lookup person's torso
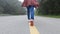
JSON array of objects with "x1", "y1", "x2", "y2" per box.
[{"x1": 25, "y1": 0, "x2": 36, "y2": 3}]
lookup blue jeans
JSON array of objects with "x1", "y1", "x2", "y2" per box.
[{"x1": 27, "y1": 5, "x2": 34, "y2": 20}]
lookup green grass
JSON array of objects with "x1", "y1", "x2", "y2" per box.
[
  {"x1": 0, "y1": 14, "x2": 11, "y2": 16},
  {"x1": 37, "y1": 15, "x2": 60, "y2": 18},
  {"x1": 44, "y1": 15, "x2": 60, "y2": 18}
]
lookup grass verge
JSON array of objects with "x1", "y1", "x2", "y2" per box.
[{"x1": 36, "y1": 15, "x2": 60, "y2": 18}]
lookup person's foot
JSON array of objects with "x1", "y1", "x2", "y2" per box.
[{"x1": 29, "y1": 21, "x2": 34, "y2": 26}]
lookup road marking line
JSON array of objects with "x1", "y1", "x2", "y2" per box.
[{"x1": 29, "y1": 23, "x2": 40, "y2": 34}]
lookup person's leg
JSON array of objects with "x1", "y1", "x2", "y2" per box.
[
  {"x1": 29, "y1": 6, "x2": 34, "y2": 26},
  {"x1": 27, "y1": 6, "x2": 30, "y2": 20},
  {"x1": 27, "y1": 5, "x2": 34, "y2": 26},
  {"x1": 30, "y1": 6, "x2": 34, "y2": 20}
]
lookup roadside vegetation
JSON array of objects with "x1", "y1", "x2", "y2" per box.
[{"x1": 37, "y1": 0, "x2": 60, "y2": 18}]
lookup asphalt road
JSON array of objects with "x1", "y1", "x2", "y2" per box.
[
  {"x1": 0, "y1": 15, "x2": 60, "y2": 34},
  {"x1": 35, "y1": 16, "x2": 60, "y2": 34}
]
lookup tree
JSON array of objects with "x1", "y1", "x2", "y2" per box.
[
  {"x1": 0, "y1": 0, "x2": 26, "y2": 15},
  {"x1": 38, "y1": 0, "x2": 60, "y2": 15}
]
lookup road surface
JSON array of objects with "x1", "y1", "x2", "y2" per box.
[{"x1": 0, "y1": 15, "x2": 60, "y2": 34}]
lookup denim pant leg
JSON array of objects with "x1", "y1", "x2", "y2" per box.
[
  {"x1": 27, "y1": 6, "x2": 34, "y2": 20},
  {"x1": 30, "y1": 6, "x2": 34, "y2": 20},
  {"x1": 27, "y1": 6, "x2": 30, "y2": 20}
]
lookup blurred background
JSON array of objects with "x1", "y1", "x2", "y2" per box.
[
  {"x1": 0, "y1": 0, "x2": 60, "y2": 18},
  {"x1": 0, "y1": 0, "x2": 26, "y2": 15},
  {"x1": 37, "y1": 0, "x2": 60, "y2": 18}
]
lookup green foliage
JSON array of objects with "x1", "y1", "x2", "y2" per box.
[
  {"x1": 0, "y1": 0, "x2": 26, "y2": 15},
  {"x1": 38, "y1": 0, "x2": 60, "y2": 15}
]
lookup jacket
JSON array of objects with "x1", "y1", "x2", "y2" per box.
[{"x1": 22, "y1": 0, "x2": 39, "y2": 8}]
